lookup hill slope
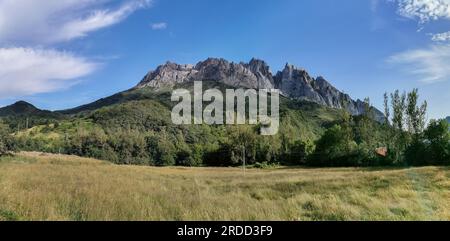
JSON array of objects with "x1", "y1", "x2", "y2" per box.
[
  {"x1": 0, "y1": 101, "x2": 59, "y2": 118},
  {"x1": 59, "y1": 58, "x2": 384, "y2": 120},
  {"x1": 2, "y1": 58, "x2": 388, "y2": 167},
  {"x1": 15, "y1": 82, "x2": 344, "y2": 165},
  {"x1": 1, "y1": 58, "x2": 383, "y2": 121},
  {"x1": 0, "y1": 101, "x2": 63, "y2": 129}
]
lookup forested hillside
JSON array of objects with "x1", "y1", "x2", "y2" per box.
[
  {"x1": 1, "y1": 82, "x2": 448, "y2": 167},
  {"x1": 7, "y1": 81, "x2": 343, "y2": 166}
]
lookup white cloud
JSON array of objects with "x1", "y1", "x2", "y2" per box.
[
  {"x1": 431, "y1": 31, "x2": 450, "y2": 41},
  {"x1": 151, "y1": 22, "x2": 168, "y2": 30},
  {"x1": 0, "y1": 0, "x2": 151, "y2": 100},
  {"x1": 393, "y1": 0, "x2": 450, "y2": 24},
  {"x1": 0, "y1": 0, "x2": 151, "y2": 44},
  {"x1": 388, "y1": 44, "x2": 450, "y2": 83},
  {"x1": 0, "y1": 48, "x2": 99, "y2": 98},
  {"x1": 391, "y1": 0, "x2": 450, "y2": 41}
]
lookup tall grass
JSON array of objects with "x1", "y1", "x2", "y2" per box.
[{"x1": 0, "y1": 152, "x2": 448, "y2": 221}]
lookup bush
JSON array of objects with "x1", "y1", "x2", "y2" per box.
[
  {"x1": 253, "y1": 162, "x2": 279, "y2": 169},
  {"x1": 281, "y1": 140, "x2": 314, "y2": 165},
  {"x1": 0, "y1": 121, "x2": 16, "y2": 156},
  {"x1": 404, "y1": 139, "x2": 429, "y2": 166},
  {"x1": 147, "y1": 135, "x2": 176, "y2": 166},
  {"x1": 424, "y1": 119, "x2": 450, "y2": 165},
  {"x1": 309, "y1": 124, "x2": 358, "y2": 166},
  {"x1": 176, "y1": 144, "x2": 203, "y2": 167}
]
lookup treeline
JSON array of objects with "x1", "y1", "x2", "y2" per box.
[
  {"x1": 9, "y1": 99, "x2": 316, "y2": 167},
  {"x1": 13, "y1": 124, "x2": 304, "y2": 167},
  {"x1": 2, "y1": 90, "x2": 449, "y2": 167},
  {"x1": 309, "y1": 89, "x2": 449, "y2": 166}
]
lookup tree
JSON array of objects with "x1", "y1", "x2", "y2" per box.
[
  {"x1": 147, "y1": 133, "x2": 176, "y2": 166},
  {"x1": 406, "y1": 89, "x2": 418, "y2": 133},
  {"x1": 363, "y1": 97, "x2": 373, "y2": 119},
  {"x1": 228, "y1": 126, "x2": 257, "y2": 166},
  {"x1": 424, "y1": 119, "x2": 450, "y2": 165},
  {"x1": 418, "y1": 101, "x2": 427, "y2": 135},
  {"x1": 309, "y1": 124, "x2": 357, "y2": 166},
  {"x1": 406, "y1": 89, "x2": 427, "y2": 136},
  {"x1": 111, "y1": 129, "x2": 149, "y2": 165},
  {"x1": 384, "y1": 92, "x2": 390, "y2": 125},
  {"x1": 387, "y1": 90, "x2": 410, "y2": 165},
  {"x1": 404, "y1": 139, "x2": 428, "y2": 166},
  {"x1": 391, "y1": 90, "x2": 406, "y2": 130},
  {"x1": 0, "y1": 121, "x2": 16, "y2": 156},
  {"x1": 255, "y1": 134, "x2": 282, "y2": 164},
  {"x1": 355, "y1": 98, "x2": 374, "y2": 145},
  {"x1": 288, "y1": 139, "x2": 314, "y2": 165}
]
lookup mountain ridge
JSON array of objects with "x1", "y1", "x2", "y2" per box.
[
  {"x1": 136, "y1": 58, "x2": 384, "y2": 121},
  {"x1": 0, "y1": 101, "x2": 60, "y2": 118},
  {"x1": 0, "y1": 58, "x2": 384, "y2": 122}
]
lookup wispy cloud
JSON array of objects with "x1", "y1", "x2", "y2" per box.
[
  {"x1": 0, "y1": 0, "x2": 152, "y2": 45},
  {"x1": 386, "y1": 1, "x2": 450, "y2": 84},
  {"x1": 390, "y1": 0, "x2": 450, "y2": 43},
  {"x1": 0, "y1": 0, "x2": 150, "y2": 100},
  {"x1": 151, "y1": 22, "x2": 168, "y2": 30},
  {"x1": 393, "y1": 0, "x2": 450, "y2": 24},
  {"x1": 431, "y1": 31, "x2": 450, "y2": 41},
  {"x1": 388, "y1": 45, "x2": 450, "y2": 83},
  {"x1": 0, "y1": 48, "x2": 99, "y2": 98}
]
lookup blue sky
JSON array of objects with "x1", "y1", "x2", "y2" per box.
[{"x1": 0, "y1": 0, "x2": 449, "y2": 119}]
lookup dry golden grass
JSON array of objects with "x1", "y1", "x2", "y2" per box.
[{"x1": 0, "y1": 152, "x2": 448, "y2": 221}]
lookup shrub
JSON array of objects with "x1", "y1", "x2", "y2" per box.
[
  {"x1": 309, "y1": 124, "x2": 357, "y2": 166},
  {"x1": 147, "y1": 135, "x2": 176, "y2": 166},
  {"x1": 0, "y1": 121, "x2": 16, "y2": 156},
  {"x1": 424, "y1": 119, "x2": 450, "y2": 165}
]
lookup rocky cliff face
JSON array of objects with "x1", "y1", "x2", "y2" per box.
[
  {"x1": 137, "y1": 58, "x2": 274, "y2": 89},
  {"x1": 136, "y1": 58, "x2": 384, "y2": 119},
  {"x1": 137, "y1": 62, "x2": 197, "y2": 89}
]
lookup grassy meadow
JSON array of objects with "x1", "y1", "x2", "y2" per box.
[{"x1": 0, "y1": 152, "x2": 448, "y2": 221}]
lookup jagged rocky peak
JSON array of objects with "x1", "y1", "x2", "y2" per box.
[
  {"x1": 194, "y1": 57, "x2": 229, "y2": 70},
  {"x1": 137, "y1": 58, "x2": 274, "y2": 89},
  {"x1": 246, "y1": 58, "x2": 274, "y2": 88},
  {"x1": 193, "y1": 58, "x2": 255, "y2": 88},
  {"x1": 274, "y1": 63, "x2": 312, "y2": 89},
  {"x1": 137, "y1": 61, "x2": 197, "y2": 88},
  {"x1": 246, "y1": 58, "x2": 271, "y2": 77},
  {"x1": 194, "y1": 57, "x2": 277, "y2": 89},
  {"x1": 135, "y1": 57, "x2": 385, "y2": 120},
  {"x1": 312, "y1": 76, "x2": 347, "y2": 108},
  {"x1": 274, "y1": 63, "x2": 321, "y2": 103}
]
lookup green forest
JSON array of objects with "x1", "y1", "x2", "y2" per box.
[{"x1": 1, "y1": 85, "x2": 449, "y2": 167}]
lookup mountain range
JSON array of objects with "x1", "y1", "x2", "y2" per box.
[
  {"x1": 1, "y1": 58, "x2": 383, "y2": 122},
  {"x1": 136, "y1": 58, "x2": 384, "y2": 120},
  {"x1": 0, "y1": 57, "x2": 399, "y2": 167}
]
